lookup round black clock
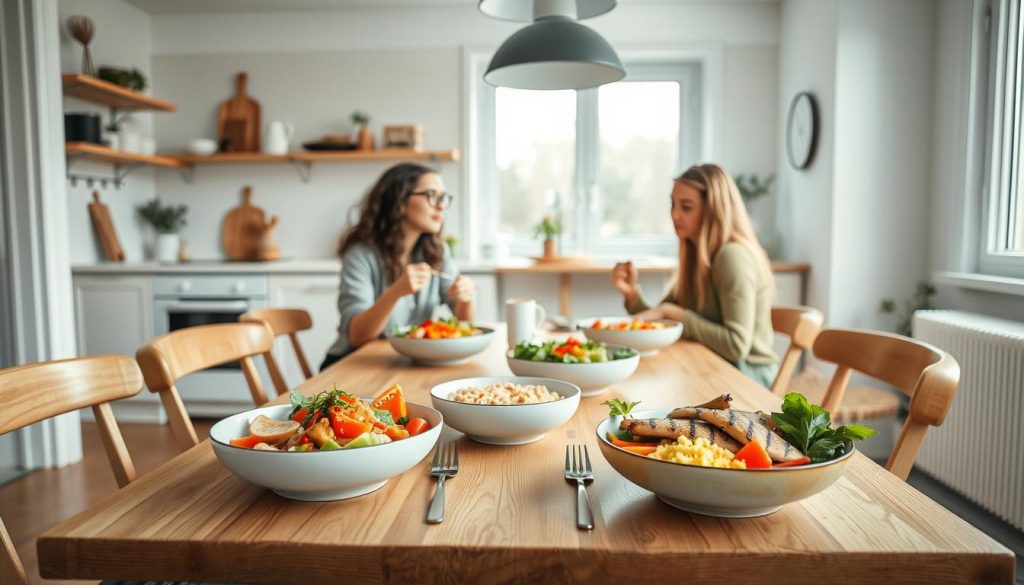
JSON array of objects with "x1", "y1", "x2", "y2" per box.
[{"x1": 786, "y1": 92, "x2": 818, "y2": 170}]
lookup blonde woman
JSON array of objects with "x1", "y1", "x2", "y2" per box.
[{"x1": 611, "y1": 163, "x2": 778, "y2": 387}]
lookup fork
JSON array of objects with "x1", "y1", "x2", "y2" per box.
[
  {"x1": 427, "y1": 441, "x2": 459, "y2": 524},
  {"x1": 564, "y1": 444, "x2": 594, "y2": 530}
]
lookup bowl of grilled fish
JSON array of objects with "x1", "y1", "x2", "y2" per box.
[{"x1": 595, "y1": 393, "x2": 859, "y2": 518}]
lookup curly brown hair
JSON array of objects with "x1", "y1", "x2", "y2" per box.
[{"x1": 337, "y1": 162, "x2": 445, "y2": 283}]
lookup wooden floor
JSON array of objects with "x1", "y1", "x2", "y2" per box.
[{"x1": 0, "y1": 419, "x2": 213, "y2": 585}]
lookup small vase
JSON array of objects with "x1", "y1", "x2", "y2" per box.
[
  {"x1": 357, "y1": 127, "x2": 374, "y2": 151},
  {"x1": 543, "y1": 238, "x2": 557, "y2": 258},
  {"x1": 156, "y1": 233, "x2": 180, "y2": 263}
]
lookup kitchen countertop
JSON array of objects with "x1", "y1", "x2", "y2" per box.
[{"x1": 71, "y1": 258, "x2": 810, "y2": 275}]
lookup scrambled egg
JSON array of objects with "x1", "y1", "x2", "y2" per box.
[{"x1": 648, "y1": 436, "x2": 746, "y2": 469}]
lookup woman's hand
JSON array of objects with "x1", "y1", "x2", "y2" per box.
[
  {"x1": 612, "y1": 260, "x2": 639, "y2": 299},
  {"x1": 632, "y1": 308, "x2": 665, "y2": 322},
  {"x1": 391, "y1": 262, "x2": 432, "y2": 298},
  {"x1": 447, "y1": 274, "x2": 475, "y2": 304},
  {"x1": 655, "y1": 303, "x2": 686, "y2": 322}
]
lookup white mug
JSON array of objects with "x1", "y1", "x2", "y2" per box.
[{"x1": 506, "y1": 298, "x2": 546, "y2": 348}]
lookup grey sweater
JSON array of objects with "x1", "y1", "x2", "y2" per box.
[{"x1": 325, "y1": 242, "x2": 457, "y2": 358}]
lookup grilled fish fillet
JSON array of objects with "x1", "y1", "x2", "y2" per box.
[
  {"x1": 619, "y1": 417, "x2": 743, "y2": 453},
  {"x1": 667, "y1": 407, "x2": 803, "y2": 462}
]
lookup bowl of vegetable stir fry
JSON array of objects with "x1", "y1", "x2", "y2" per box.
[
  {"x1": 579, "y1": 317, "x2": 683, "y2": 355},
  {"x1": 210, "y1": 385, "x2": 441, "y2": 501},
  {"x1": 506, "y1": 337, "x2": 639, "y2": 397},
  {"x1": 387, "y1": 319, "x2": 495, "y2": 366}
]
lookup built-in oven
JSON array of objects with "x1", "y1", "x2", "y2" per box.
[{"x1": 153, "y1": 274, "x2": 269, "y2": 417}]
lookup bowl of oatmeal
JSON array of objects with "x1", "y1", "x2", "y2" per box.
[{"x1": 429, "y1": 376, "x2": 581, "y2": 445}]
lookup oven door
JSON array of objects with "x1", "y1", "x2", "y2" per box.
[{"x1": 153, "y1": 296, "x2": 269, "y2": 416}]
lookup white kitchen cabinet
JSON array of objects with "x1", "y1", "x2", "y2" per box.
[
  {"x1": 268, "y1": 274, "x2": 342, "y2": 387},
  {"x1": 73, "y1": 274, "x2": 164, "y2": 422}
]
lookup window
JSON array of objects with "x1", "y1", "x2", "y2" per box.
[
  {"x1": 470, "y1": 55, "x2": 705, "y2": 258},
  {"x1": 980, "y1": 0, "x2": 1024, "y2": 277}
]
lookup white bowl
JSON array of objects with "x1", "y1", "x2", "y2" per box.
[
  {"x1": 579, "y1": 317, "x2": 683, "y2": 356},
  {"x1": 595, "y1": 409, "x2": 854, "y2": 518},
  {"x1": 210, "y1": 402, "x2": 442, "y2": 501},
  {"x1": 505, "y1": 345, "x2": 639, "y2": 397},
  {"x1": 187, "y1": 138, "x2": 217, "y2": 156},
  {"x1": 429, "y1": 376, "x2": 581, "y2": 445},
  {"x1": 387, "y1": 327, "x2": 495, "y2": 366}
]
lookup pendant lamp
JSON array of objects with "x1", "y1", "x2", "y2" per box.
[{"x1": 480, "y1": 0, "x2": 625, "y2": 91}]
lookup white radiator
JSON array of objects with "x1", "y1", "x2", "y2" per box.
[{"x1": 913, "y1": 310, "x2": 1024, "y2": 531}]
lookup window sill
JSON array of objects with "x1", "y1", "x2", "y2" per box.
[{"x1": 933, "y1": 271, "x2": 1024, "y2": 297}]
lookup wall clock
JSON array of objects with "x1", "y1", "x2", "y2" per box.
[{"x1": 786, "y1": 92, "x2": 818, "y2": 170}]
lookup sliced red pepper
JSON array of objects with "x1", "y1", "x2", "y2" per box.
[
  {"x1": 330, "y1": 409, "x2": 373, "y2": 438},
  {"x1": 371, "y1": 384, "x2": 408, "y2": 421},
  {"x1": 773, "y1": 456, "x2": 812, "y2": 468},
  {"x1": 405, "y1": 417, "x2": 430, "y2": 436},
  {"x1": 229, "y1": 435, "x2": 265, "y2": 449},
  {"x1": 734, "y1": 439, "x2": 773, "y2": 469}
]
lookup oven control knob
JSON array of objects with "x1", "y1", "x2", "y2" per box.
[
  {"x1": 232, "y1": 281, "x2": 246, "y2": 294},
  {"x1": 177, "y1": 281, "x2": 191, "y2": 293}
]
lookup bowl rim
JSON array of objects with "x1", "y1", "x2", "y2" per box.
[
  {"x1": 429, "y1": 375, "x2": 582, "y2": 408},
  {"x1": 595, "y1": 411, "x2": 857, "y2": 473},
  {"x1": 210, "y1": 400, "x2": 441, "y2": 455},
  {"x1": 577, "y1": 317, "x2": 683, "y2": 331},
  {"x1": 505, "y1": 342, "x2": 640, "y2": 365},
  {"x1": 386, "y1": 326, "x2": 495, "y2": 342}
]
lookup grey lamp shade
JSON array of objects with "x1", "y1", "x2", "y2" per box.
[
  {"x1": 479, "y1": 0, "x2": 616, "y2": 22},
  {"x1": 484, "y1": 20, "x2": 625, "y2": 90}
]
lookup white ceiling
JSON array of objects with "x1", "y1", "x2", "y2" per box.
[{"x1": 125, "y1": 0, "x2": 771, "y2": 16}]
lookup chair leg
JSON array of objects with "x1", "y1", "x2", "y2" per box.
[
  {"x1": 241, "y1": 356, "x2": 269, "y2": 406},
  {"x1": 0, "y1": 516, "x2": 29, "y2": 585},
  {"x1": 290, "y1": 333, "x2": 314, "y2": 380},
  {"x1": 887, "y1": 419, "x2": 930, "y2": 481},
  {"x1": 158, "y1": 386, "x2": 200, "y2": 453}
]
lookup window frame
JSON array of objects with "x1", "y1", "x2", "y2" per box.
[
  {"x1": 463, "y1": 46, "x2": 721, "y2": 261},
  {"x1": 979, "y1": 0, "x2": 1024, "y2": 277}
]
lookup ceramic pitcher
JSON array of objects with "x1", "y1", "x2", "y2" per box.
[{"x1": 264, "y1": 121, "x2": 294, "y2": 155}]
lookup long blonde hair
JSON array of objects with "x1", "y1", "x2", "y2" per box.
[{"x1": 669, "y1": 164, "x2": 773, "y2": 310}]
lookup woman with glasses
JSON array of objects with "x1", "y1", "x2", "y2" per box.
[
  {"x1": 320, "y1": 162, "x2": 473, "y2": 370},
  {"x1": 610, "y1": 164, "x2": 778, "y2": 388}
]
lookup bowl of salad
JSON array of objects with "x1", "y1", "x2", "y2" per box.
[
  {"x1": 579, "y1": 317, "x2": 683, "y2": 355},
  {"x1": 387, "y1": 319, "x2": 495, "y2": 366},
  {"x1": 210, "y1": 385, "x2": 441, "y2": 501},
  {"x1": 595, "y1": 393, "x2": 874, "y2": 518},
  {"x1": 429, "y1": 376, "x2": 581, "y2": 445},
  {"x1": 506, "y1": 337, "x2": 640, "y2": 397}
]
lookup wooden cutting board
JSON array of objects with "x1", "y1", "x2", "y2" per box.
[
  {"x1": 88, "y1": 191, "x2": 125, "y2": 262},
  {"x1": 222, "y1": 186, "x2": 268, "y2": 261},
  {"x1": 216, "y1": 72, "x2": 261, "y2": 152}
]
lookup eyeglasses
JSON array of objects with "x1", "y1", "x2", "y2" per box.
[{"x1": 409, "y1": 190, "x2": 454, "y2": 209}]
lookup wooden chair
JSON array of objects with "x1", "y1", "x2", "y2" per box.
[
  {"x1": 0, "y1": 356, "x2": 143, "y2": 585},
  {"x1": 770, "y1": 306, "x2": 824, "y2": 395},
  {"x1": 813, "y1": 328, "x2": 960, "y2": 480},
  {"x1": 240, "y1": 307, "x2": 314, "y2": 384},
  {"x1": 136, "y1": 322, "x2": 286, "y2": 453}
]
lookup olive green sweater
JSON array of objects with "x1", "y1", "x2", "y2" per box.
[{"x1": 626, "y1": 243, "x2": 777, "y2": 367}]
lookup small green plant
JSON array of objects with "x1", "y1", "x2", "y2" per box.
[
  {"x1": 350, "y1": 110, "x2": 371, "y2": 128},
  {"x1": 879, "y1": 281, "x2": 936, "y2": 337},
  {"x1": 138, "y1": 197, "x2": 187, "y2": 234},
  {"x1": 444, "y1": 234, "x2": 458, "y2": 255},
  {"x1": 734, "y1": 173, "x2": 775, "y2": 204},
  {"x1": 533, "y1": 215, "x2": 561, "y2": 240},
  {"x1": 98, "y1": 66, "x2": 147, "y2": 92}
]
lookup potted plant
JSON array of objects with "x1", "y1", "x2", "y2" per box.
[
  {"x1": 351, "y1": 110, "x2": 373, "y2": 151},
  {"x1": 444, "y1": 234, "x2": 458, "y2": 257},
  {"x1": 533, "y1": 214, "x2": 561, "y2": 258},
  {"x1": 138, "y1": 197, "x2": 187, "y2": 263}
]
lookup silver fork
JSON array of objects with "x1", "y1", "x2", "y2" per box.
[
  {"x1": 427, "y1": 441, "x2": 459, "y2": 524},
  {"x1": 564, "y1": 444, "x2": 594, "y2": 530}
]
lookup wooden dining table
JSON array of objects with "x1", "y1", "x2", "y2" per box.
[{"x1": 38, "y1": 326, "x2": 1014, "y2": 584}]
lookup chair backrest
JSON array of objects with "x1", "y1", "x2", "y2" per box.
[
  {"x1": 240, "y1": 307, "x2": 314, "y2": 381},
  {"x1": 0, "y1": 355, "x2": 144, "y2": 585},
  {"x1": 769, "y1": 306, "x2": 824, "y2": 396},
  {"x1": 813, "y1": 328, "x2": 960, "y2": 480},
  {"x1": 135, "y1": 322, "x2": 285, "y2": 452}
]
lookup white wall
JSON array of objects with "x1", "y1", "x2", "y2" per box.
[
  {"x1": 145, "y1": 2, "x2": 781, "y2": 261},
  {"x1": 830, "y1": 0, "x2": 934, "y2": 330},
  {"x1": 59, "y1": 0, "x2": 155, "y2": 264},
  {"x1": 776, "y1": 0, "x2": 838, "y2": 315}
]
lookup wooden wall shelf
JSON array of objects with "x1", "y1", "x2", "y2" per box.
[
  {"x1": 177, "y1": 153, "x2": 290, "y2": 164},
  {"x1": 62, "y1": 74, "x2": 176, "y2": 112},
  {"x1": 66, "y1": 142, "x2": 189, "y2": 169},
  {"x1": 176, "y1": 149, "x2": 460, "y2": 183}
]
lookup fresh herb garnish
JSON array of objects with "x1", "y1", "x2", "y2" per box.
[
  {"x1": 771, "y1": 392, "x2": 877, "y2": 462},
  {"x1": 289, "y1": 386, "x2": 357, "y2": 426},
  {"x1": 602, "y1": 398, "x2": 641, "y2": 417},
  {"x1": 396, "y1": 416, "x2": 409, "y2": 425}
]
